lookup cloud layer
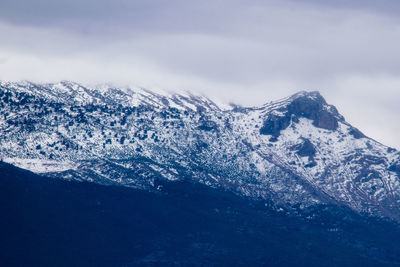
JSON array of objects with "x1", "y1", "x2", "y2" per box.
[{"x1": 0, "y1": 0, "x2": 399, "y2": 148}]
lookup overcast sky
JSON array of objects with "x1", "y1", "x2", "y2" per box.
[{"x1": 0, "y1": 0, "x2": 399, "y2": 148}]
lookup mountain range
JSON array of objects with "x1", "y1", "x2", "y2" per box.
[
  {"x1": 1, "y1": 80, "x2": 400, "y2": 265},
  {"x1": 1, "y1": 81, "x2": 399, "y2": 218}
]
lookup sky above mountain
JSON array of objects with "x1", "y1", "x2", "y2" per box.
[{"x1": 0, "y1": 0, "x2": 399, "y2": 148}]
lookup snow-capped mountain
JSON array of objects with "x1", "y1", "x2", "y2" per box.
[{"x1": 1, "y1": 81, "x2": 400, "y2": 220}]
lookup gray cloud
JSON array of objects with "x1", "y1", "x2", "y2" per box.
[
  {"x1": 286, "y1": 0, "x2": 400, "y2": 17},
  {"x1": 0, "y1": 0, "x2": 399, "y2": 148}
]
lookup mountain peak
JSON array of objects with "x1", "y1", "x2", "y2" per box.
[
  {"x1": 286, "y1": 91, "x2": 331, "y2": 111},
  {"x1": 288, "y1": 90, "x2": 325, "y2": 101},
  {"x1": 287, "y1": 91, "x2": 339, "y2": 129},
  {"x1": 260, "y1": 90, "x2": 341, "y2": 138}
]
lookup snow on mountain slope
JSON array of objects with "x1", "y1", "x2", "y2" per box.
[{"x1": 1, "y1": 81, "x2": 400, "y2": 219}]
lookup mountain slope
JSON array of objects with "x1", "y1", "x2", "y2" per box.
[
  {"x1": 1, "y1": 162, "x2": 400, "y2": 266},
  {"x1": 1, "y1": 81, "x2": 399, "y2": 220}
]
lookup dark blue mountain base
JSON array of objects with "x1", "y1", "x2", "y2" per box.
[{"x1": 1, "y1": 162, "x2": 400, "y2": 266}]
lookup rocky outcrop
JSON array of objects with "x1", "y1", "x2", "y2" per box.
[
  {"x1": 290, "y1": 138, "x2": 317, "y2": 168},
  {"x1": 389, "y1": 163, "x2": 400, "y2": 176},
  {"x1": 349, "y1": 127, "x2": 366, "y2": 139},
  {"x1": 259, "y1": 113, "x2": 291, "y2": 138},
  {"x1": 260, "y1": 92, "x2": 340, "y2": 139},
  {"x1": 287, "y1": 92, "x2": 339, "y2": 131},
  {"x1": 292, "y1": 138, "x2": 316, "y2": 159}
]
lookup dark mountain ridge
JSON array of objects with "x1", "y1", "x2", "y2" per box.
[{"x1": 1, "y1": 162, "x2": 400, "y2": 266}]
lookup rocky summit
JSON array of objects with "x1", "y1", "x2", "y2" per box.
[{"x1": 1, "y1": 81, "x2": 400, "y2": 220}]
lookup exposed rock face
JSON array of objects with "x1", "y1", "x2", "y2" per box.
[
  {"x1": 290, "y1": 138, "x2": 317, "y2": 168},
  {"x1": 349, "y1": 127, "x2": 366, "y2": 139},
  {"x1": 292, "y1": 138, "x2": 316, "y2": 159},
  {"x1": 390, "y1": 164, "x2": 400, "y2": 175},
  {"x1": 311, "y1": 109, "x2": 338, "y2": 130},
  {"x1": 260, "y1": 92, "x2": 340, "y2": 139},
  {"x1": 259, "y1": 113, "x2": 291, "y2": 138},
  {"x1": 287, "y1": 92, "x2": 339, "y2": 131},
  {"x1": 198, "y1": 119, "x2": 219, "y2": 132}
]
